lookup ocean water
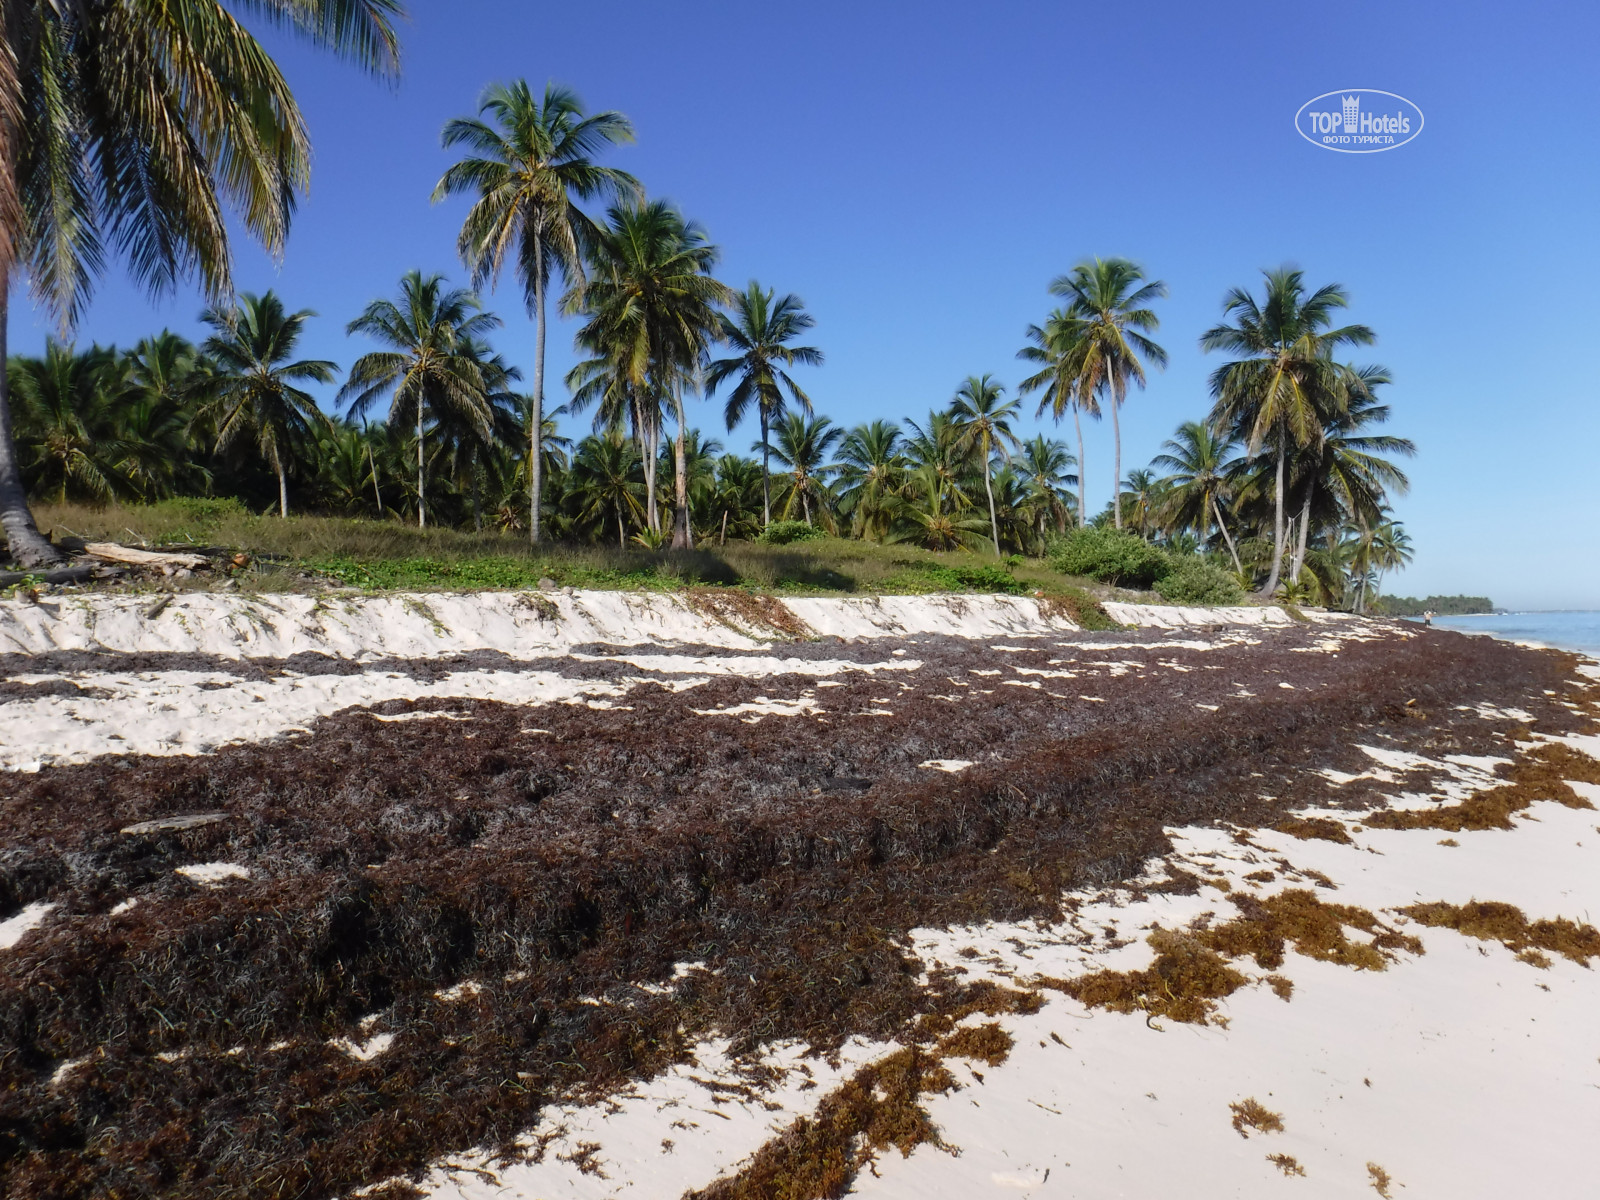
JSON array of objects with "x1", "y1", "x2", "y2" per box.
[{"x1": 1429, "y1": 611, "x2": 1600, "y2": 657}]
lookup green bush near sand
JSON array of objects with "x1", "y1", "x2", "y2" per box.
[
  {"x1": 1048, "y1": 527, "x2": 1171, "y2": 588},
  {"x1": 1154, "y1": 557, "x2": 1245, "y2": 605}
]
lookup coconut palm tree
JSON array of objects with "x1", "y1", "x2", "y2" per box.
[
  {"x1": 947, "y1": 373, "x2": 1022, "y2": 557},
  {"x1": 1150, "y1": 420, "x2": 1244, "y2": 572},
  {"x1": 569, "y1": 431, "x2": 646, "y2": 547},
  {"x1": 1119, "y1": 468, "x2": 1163, "y2": 538},
  {"x1": 9, "y1": 343, "x2": 139, "y2": 504},
  {"x1": 567, "y1": 199, "x2": 729, "y2": 548},
  {"x1": 707, "y1": 454, "x2": 765, "y2": 543},
  {"x1": 200, "y1": 292, "x2": 336, "y2": 517},
  {"x1": 434, "y1": 81, "x2": 638, "y2": 545},
  {"x1": 768, "y1": 412, "x2": 842, "y2": 526},
  {"x1": 1201, "y1": 267, "x2": 1375, "y2": 596},
  {"x1": 705, "y1": 283, "x2": 823, "y2": 525},
  {"x1": 1049, "y1": 258, "x2": 1167, "y2": 528},
  {"x1": 835, "y1": 419, "x2": 907, "y2": 541},
  {"x1": 340, "y1": 271, "x2": 502, "y2": 528},
  {"x1": 0, "y1": 0, "x2": 402, "y2": 566},
  {"x1": 903, "y1": 409, "x2": 974, "y2": 516},
  {"x1": 890, "y1": 464, "x2": 991, "y2": 552},
  {"x1": 1017, "y1": 311, "x2": 1097, "y2": 527},
  {"x1": 1016, "y1": 434, "x2": 1077, "y2": 542},
  {"x1": 121, "y1": 333, "x2": 212, "y2": 499}
]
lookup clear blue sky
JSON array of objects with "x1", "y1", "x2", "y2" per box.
[{"x1": 17, "y1": 0, "x2": 1600, "y2": 608}]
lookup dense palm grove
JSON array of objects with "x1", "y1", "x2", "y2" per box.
[{"x1": 0, "y1": 5, "x2": 1414, "y2": 609}]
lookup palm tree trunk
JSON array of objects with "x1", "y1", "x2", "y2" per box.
[
  {"x1": 720, "y1": 508, "x2": 728, "y2": 545},
  {"x1": 368, "y1": 443, "x2": 384, "y2": 517},
  {"x1": 416, "y1": 405, "x2": 426, "y2": 529},
  {"x1": 529, "y1": 232, "x2": 546, "y2": 546},
  {"x1": 1259, "y1": 446, "x2": 1286, "y2": 597},
  {"x1": 983, "y1": 456, "x2": 1001, "y2": 557},
  {"x1": 276, "y1": 454, "x2": 289, "y2": 518},
  {"x1": 0, "y1": 283, "x2": 63, "y2": 566},
  {"x1": 1212, "y1": 496, "x2": 1243, "y2": 574},
  {"x1": 760, "y1": 410, "x2": 771, "y2": 526},
  {"x1": 642, "y1": 406, "x2": 659, "y2": 534},
  {"x1": 617, "y1": 508, "x2": 625, "y2": 549},
  {"x1": 1290, "y1": 490, "x2": 1312, "y2": 582},
  {"x1": 1072, "y1": 406, "x2": 1087, "y2": 528},
  {"x1": 1109, "y1": 377, "x2": 1123, "y2": 529},
  {"x1": 670, "y1": 384, "x2": 691, "y2": 550}
]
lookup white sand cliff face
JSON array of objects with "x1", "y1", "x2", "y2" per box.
[{"x1": 0, "y1": 590, "x2": 1356, "y2": 771}]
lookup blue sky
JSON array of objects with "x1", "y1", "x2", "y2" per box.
[{"x1": 18, "y1": 0, "x2": 1600, "y2": 608}]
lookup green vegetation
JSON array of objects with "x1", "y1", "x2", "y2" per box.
[
  {"x1": 0, "y1": 4, "x2": 1417, "y2": 618},
  {"x1": 1374, "y1": 594, "x2": 1494, "y2": 617}
]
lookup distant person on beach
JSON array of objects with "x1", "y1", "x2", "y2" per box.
[{"x1": 1423, "y1": 610, "x2": 1434, "y2": 626}]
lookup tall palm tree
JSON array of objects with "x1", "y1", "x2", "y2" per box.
[
  {"x1": 1017, "y1": 310, "x2": 1097, "y2": 527},
  {"x1": 903, "y1": 409, "x2": 973, "y2": 516},
  {"x1": 340, "y1": 271, "x2": 501, "y2": 528},
  {"x1": 1200, "y1": 267, "x2": 1375, "y2": 596},
  {"x1": 705, "y1": 282, "x2": 823, "y2": 526},
  {"x1": 947, "y1": 373, "x2": 1022, "y2": 556},
  {"x1": 122, "y1": 333, "x2": 212, "y2": 499},
  {"x1": 768, "y1": 412, "x2": 841, "y2": 526},
  {"x1": 200, "y1": 292, "x2": 336, "y2": 517},
  {"x1": 1150, "y1": 419, "x2": 1243, "y2": 572},
  {"x1": 0, "y1": 0, "x2": 402, "y2": 566},
  {"x1": 567, "y1": 199, "x2": 730, "y2": 548},
  {"x1": 434, "y1": 81, "x2": 638, "y2": 545},
  {"x1": 1049, "y1": 258, "x2": 1167, "y2": 528},
  {"x1": 835, "y1": 419, "x2": 907, "y2": 541}
]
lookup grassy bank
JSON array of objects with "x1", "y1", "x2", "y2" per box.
[{"x1": 31, "y1": 500, "x2": 1134, "y2": 621}]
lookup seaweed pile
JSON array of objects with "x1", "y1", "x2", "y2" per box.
[{"x1": 0, "y1": 623, "x2": 1587, "y2": 1198}]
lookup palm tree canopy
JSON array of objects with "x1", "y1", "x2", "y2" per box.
[
  {"x1": 1049, "y1": 258, "x2": 1168, "y2": 406},
  {"x1": 433, "y1": 80, "x2": 639, "y2": 306},
  {"x1": 705, "y1": 282, "x2": 823, "y2": 431},
  {"x1": 201, "y1": 290, "x2": 336, "y2": 465},
  {"x1": 1200, "y1": 266, "x2": 1376, "y2": 454},
  {"x1": 947, "y1": 373, "x2": 1022, "y2": 461},
  {"x1": 339, "y1": 270, "x2": 501, "y2": 438},
  {"x1": 10, "y1": 0, "x2": 404, "y2": 322}
]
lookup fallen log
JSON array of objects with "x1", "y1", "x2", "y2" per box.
[{"x1": 81, "y1": 542, "x2": 211, "y2": 569}]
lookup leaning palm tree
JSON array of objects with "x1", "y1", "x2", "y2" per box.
[
  {"x1": 1017, "y1": 310, "x2": 1097, "y2": 527},
  {"x1": 340, "y1": 271, "x2": 501, "y2": 528},
  {"x1": 433, "y1": 81, "x2": 638, "y2": 545},
  {"x1": 947, "y1": 373, "x2": 1022, "y2": 557},
  {"x1": 1049, "y1": 258, "x2": 1167, "y2": 528},
  {"x1": 1200, "y1": 267, "x2": 1375, "y2": 596},
  {"x1": 567, "y1": 199, "x2": 730, "y2": 548},
  {"x1": 1150, "y1": 419, "x2": 1244, "y2": 572},
  {"x1": 201, "y1": 292, "x2": 337, "y2": 517},
  {"x1": 0, "y1": 0, "x2": 402, "y2": 567},
  {"x1": 704, "y1": 282, "x2": 823, "y2": 525}
]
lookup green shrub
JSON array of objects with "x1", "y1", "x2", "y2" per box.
[
  {"x1": 1047, "y1": 526, "x2": 1170, "y2": 588},
  {"x1": 1153, "y1": 557, "x2": 1245, "y2": 605},
  {"x1": 758, "y1": 520, "x2": 825, "y2": 546}
]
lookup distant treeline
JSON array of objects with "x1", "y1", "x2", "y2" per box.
[{"x1": 1374, "y1": 595, "x2": 1494, "y2": 617}]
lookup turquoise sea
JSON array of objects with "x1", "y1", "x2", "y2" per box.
[{"x1": 1430, "y1": 611, "x2": 1600, "y2": 657}]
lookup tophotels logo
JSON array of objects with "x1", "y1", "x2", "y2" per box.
[{"x1": 1296, "y1": 89, "x2": 1423, "y2": 153}]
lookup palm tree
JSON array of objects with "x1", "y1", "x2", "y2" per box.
[
  {"x1": 122, "y1": 333, "x2": 212, "y2": 499},
  {"x1": 903, "y1": 409, "x2": 973, "y2": 516},
  {"x1": 1049, "y1": 258, "x2": 1167, "y2": 528},
  {"x1": 0, "y1": 0, "x2": 401, "y2": 566},
  {"x1": 569, "y1": 431, "x2": 645, "y2": 547},
  {"x1": 567, "y1": 199, "x2": 730, "y2": 548},
  {"x1": 9, "y1": 343, "x2": 139, "y2": 504},
  {"x1": 707, "y1": 454, "x2": 765, "y2": 543},
  {"x1": 1017, "y1": 311, "x2": 1098, "y2": 527},
  {"x1": 340, "y1": 271, "x2": 502, "y2": 528},
  {"x1": 1367, "y1": 520, "x2": 1413, "y2": 609},
  {"x1": 434, "y1": 81, "x2": 638, "y2": 546},
  {"x1": 947, "y1": 373, "x2": 1022, "y2": 557},
  {"x1": 1201, "y1": 267, "x2": 1375, "y2": 596},
  {"x1": 836, "y1": 419, "x2": 907, "y2": 541},
  {"x1": 200, "y1": 292, "x2": 336, "y2": 517},
  {"x1": 768, "y1": 412, "x2": 842, "y2": 526},
  {"x1": 890, "y1": 464, "x2": 991, "y2": 552},
  {"x1": 705, "y1": 283, "x2": 823, "y2": 525},
  {"x1": 1016, "y1": 434, "x2": 1077, "y2": 542},
  {"x1": 1119, "y1": 468, "x2": 1162, "y2": 538},
  {"x1": 1150, "y1": 420, "x2": 1243, "y2": 572}
]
